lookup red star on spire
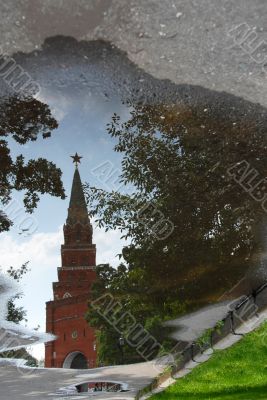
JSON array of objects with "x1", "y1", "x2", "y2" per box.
[{"x1": 71, "y1": 152, "x2": 83, "y2": 167}]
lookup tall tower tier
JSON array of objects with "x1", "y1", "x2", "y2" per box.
[{"x1": 45, "y1": 158, "x2": 97, "y2": 369}]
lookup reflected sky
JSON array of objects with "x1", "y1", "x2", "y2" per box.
[{"x1": 7, "y1": 86, "x2": 130, "y2": 233}]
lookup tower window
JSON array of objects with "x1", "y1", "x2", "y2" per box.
[
  {"x1": 64, "y1": 333, "x2": 66, "y2": 341},
  {"x1": 76, "y1": 227, "x2": 81, "y2": 241}
]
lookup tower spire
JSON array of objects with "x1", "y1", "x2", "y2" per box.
[{"x1": 66, "y1": 154, "x2": 89, "y2": 226}]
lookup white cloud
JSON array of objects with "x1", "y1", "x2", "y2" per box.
[{"x1": 0, "y1": 228, "x2": 62, "y2": 273}]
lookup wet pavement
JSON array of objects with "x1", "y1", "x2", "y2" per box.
[
  {"x1": 0, "y1": 0, "x2": 266, "y2": 107},
  {"x1": 0, "y1": 360, "x2": 162, "y2": 399}
]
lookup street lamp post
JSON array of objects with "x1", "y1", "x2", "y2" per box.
[{"x1": 118, "y1": 337, "x2": 125, "y2": 365}]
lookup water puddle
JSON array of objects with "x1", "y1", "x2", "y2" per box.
[
  {"x1": 1, "y1": 34, "x2": 267, "y2": 354},
  {"x1": 52, "y1": 380, "x2": 129, "y2": 396}
]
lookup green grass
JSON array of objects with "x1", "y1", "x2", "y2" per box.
[{"x1": 151, "y1": 321, "x2": 267, "y2": 400}]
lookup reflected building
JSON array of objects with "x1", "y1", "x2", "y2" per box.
[{"x1": 45, "y1": 155, "x2": 97, "y2": 369}]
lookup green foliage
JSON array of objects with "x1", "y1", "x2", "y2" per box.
[
  {"x1": 94, "y1": 330, "x2": 120, "y2": 366},
  {"x1": 4, "y1": 262, "x2": 29, "y2": 324},
  {"x1": 86, "y1": 100, "x2": 267, "y2": 366},
  {"x1": 85, "y1": 101, "x2": 267, "y2": 310},
  {"x1": 7, "y1": 262, "x2": 29, "y2": 282},
  {"x1": 215, "y1": 320, "x2": 225, "y2": 333},
  {"x1": 87, "y1": 263, "x2": 179, "y2": 366},
  {"x1": 87, "y1": 264, "x2": 146, "y2": 365},
  {"x1": 0, "y1": 95, "x2": 65, "y2": 232},
  {"x1": 0, "y1": 262, "x2": 38, "y2": 366},
  {"x1": 196, "y1": 328, "x2": 213, "y2": 350}
]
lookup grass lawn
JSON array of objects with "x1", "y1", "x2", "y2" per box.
[{"x1": 151, "y1": 321, "x2": 267, "y2": 400}]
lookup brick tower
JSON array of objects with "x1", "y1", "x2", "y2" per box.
[{"x1": 45, "y1": 154, "x2": 97, "y2": 369}]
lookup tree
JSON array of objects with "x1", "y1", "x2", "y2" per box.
[
  {"x1": 0, "y1": 95, "x2": 65, "y2": 232},
  {"x1": 87, "y1": 263, "x2": 161, "y2": 365},
  {"x1": 86, "y1": 264, "x2": 115, "y2": 365},
  {"x1": 85, "y1": 99, "x2": 267, "y2": 314},
  {"x1": 0, "y1": 262, "x2": 38, "y2": 367},
  {"x1": 6, "y1": 262, "x2": 29, "y2": 324}
]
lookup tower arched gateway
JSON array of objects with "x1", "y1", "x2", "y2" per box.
[
  {"x1": 45, "y1": 154, "x2": 97, "y2": 369},
  {"x1": 62, "y1": 351, "x2": 88, "y2": 369}
]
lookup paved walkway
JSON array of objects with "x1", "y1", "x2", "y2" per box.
[{"x1": 0, "y1": 361, "x2": 164, "y2": 399}]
